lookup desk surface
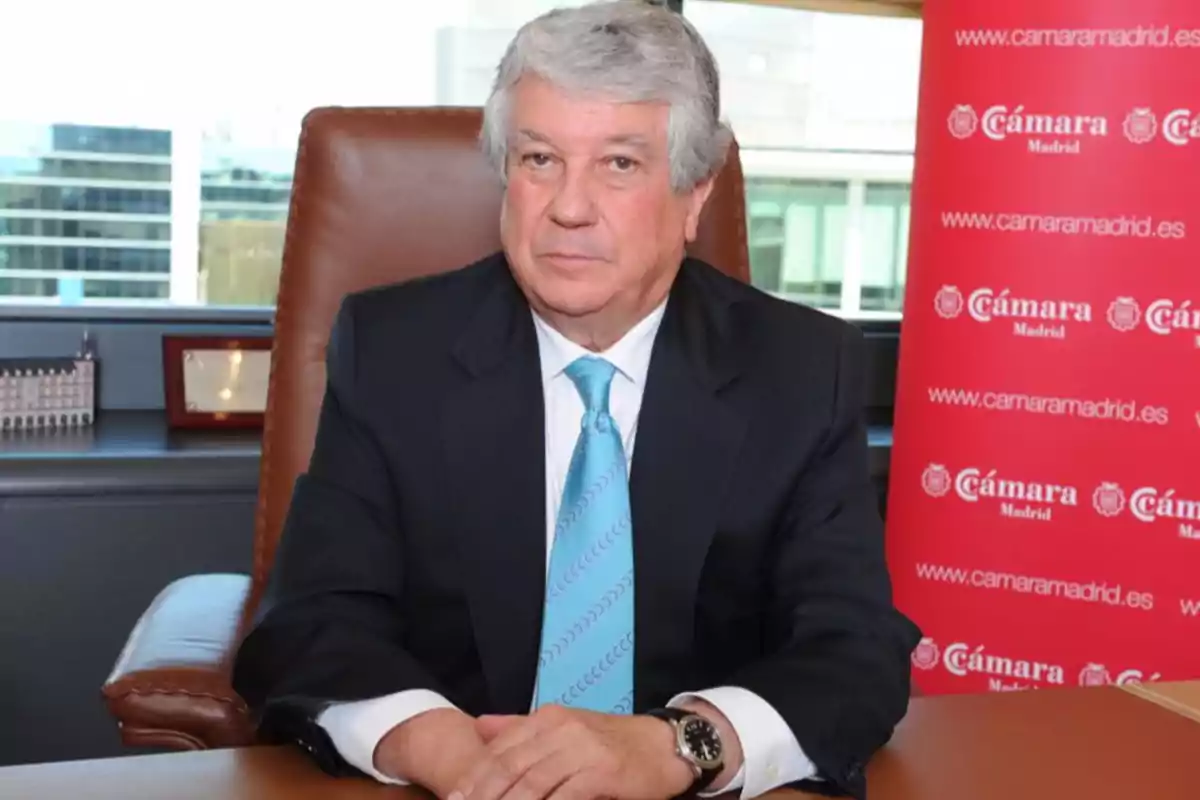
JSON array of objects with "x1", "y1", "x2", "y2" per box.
[
  {"x1": 0, "y1": 410, "x2": 261, "y2": 497},
  {"x1": 2, "y1": 685, "x2": 1197, "y2": 799}
]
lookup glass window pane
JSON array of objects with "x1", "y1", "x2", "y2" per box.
[
  {"x1": 781, "y1": 205, "x2": 818, "y2": 286},
  {"x1": 861, "y1": 182, "x2": 911, "y2": 312},
  {"x1": 748, "y1": 177, "x2": 848, "y2": 309},
  {"x1": 1, "y1": 1, "x2": 919, "y2": 312},
  {"x1": 0, "y1": 0, "x2": 598, "y2": 308},
  {"x1": 686, "y1": 0, "x2": 921, "y2": 318},
  {"x1": 861, "y1": 204, "x2": 897, "y2": 288},
  {"x1": 821, "y1": 204, "x2": 847, "y2": 285}
]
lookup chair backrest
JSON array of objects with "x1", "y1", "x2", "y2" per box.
[{"x1": 247, "y1": 106, "x2": 750, "y2": 612}]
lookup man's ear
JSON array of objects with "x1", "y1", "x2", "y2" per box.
[{"x1": 682, "y1": 176, "x2": 717, "y2": 243}]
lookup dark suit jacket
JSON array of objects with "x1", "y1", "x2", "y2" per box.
[{"x1": 232, "y1": 252, "x2": 921, "y2": 799}]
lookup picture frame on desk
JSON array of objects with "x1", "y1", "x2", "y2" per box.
[{"x1": 162, "y1": 335, "x2": 273, "y2": 430}]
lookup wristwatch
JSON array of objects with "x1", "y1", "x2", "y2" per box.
[{"x1": 645, "y1": 707, "x2": 725, "y2": 795}]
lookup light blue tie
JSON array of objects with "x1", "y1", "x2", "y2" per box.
[{"x1": 534, "y1": 356, "x2": 635, "y2": 714}]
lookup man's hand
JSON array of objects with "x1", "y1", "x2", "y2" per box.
[
  {"x1": 449, "y1": 705, "x2": 698, "y2": 800},
  {"x1": 374, "y1": 707, "x2": 488, "y2": 799}
]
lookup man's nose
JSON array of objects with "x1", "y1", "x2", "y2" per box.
[{"x1": 548, "y1": 167, "x2": 598, "y2": 228}]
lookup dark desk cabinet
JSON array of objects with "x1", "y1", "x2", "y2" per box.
[{"x1": 0, "y1": 413, "x2": 259, "y2": 768}]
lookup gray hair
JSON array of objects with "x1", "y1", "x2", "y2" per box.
[{"x1": 480, "y1": 0, "x2": 733, "y2": 193}]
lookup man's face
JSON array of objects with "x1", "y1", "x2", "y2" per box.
[{"x1": 500, "y1": 74, "x2": 713, "y2": 325}]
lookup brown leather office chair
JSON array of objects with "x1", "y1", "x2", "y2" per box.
[{"x1": 101, "y1": 106, "x2": 750, "y2": 751}]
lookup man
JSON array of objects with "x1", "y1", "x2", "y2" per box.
[{"x1": 232, "y1": 2, "x2": 921, "y2": 800}]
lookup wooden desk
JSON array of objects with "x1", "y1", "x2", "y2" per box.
[
  {"x1": 1122, "y1": 680, "x2": 1200, "y2": 724},
  {"x1": 2, "y1": 685, "x2": 1197, "y2": 799},
  {"x1": 868, "y1": 683, "x2": 1198, "y2": 799}
]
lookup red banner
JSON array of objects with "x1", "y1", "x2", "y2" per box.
[{"x1": 887, "y1": 0, "x2": 1200, "y2": 695}]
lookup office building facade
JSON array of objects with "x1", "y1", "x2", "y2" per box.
[
  {"x1": 0, "y1": 122, "x2": 295, "y2": 306},
  {"x1": 0, "y1": 123, "x2": 173, "y2": 303}
]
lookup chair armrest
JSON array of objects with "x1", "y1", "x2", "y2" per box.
[{"x1": 103, "y1": 573, "x2": 256, "y2": 750}]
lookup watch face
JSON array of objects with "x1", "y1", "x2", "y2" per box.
[{"x1": 681, "y1": 716, "x2": 723, "y2": 768}]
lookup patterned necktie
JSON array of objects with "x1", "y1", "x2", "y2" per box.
[{"x1": 534, "y1": 355, "x2": 635, "y2": 714}]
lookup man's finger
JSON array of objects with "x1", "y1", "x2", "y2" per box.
[
  {"x1": 545, "y1": 770, "x2": 604, "y2": 800},
  {"x1": 480, "y1": 706, "x2": 577, "y2": 762},
  {"x1": 456, "y1": 707, "x2": 580, "y2": 800},
  {"x1": 458, "y1": 713, "x2": 548, "y2": 796},
  {"x1": 460, "y1": 728, "x2": 566, "y2": 800},
  {"x1": 495, "y1": 748, "x2": 580, "y2": 800}
]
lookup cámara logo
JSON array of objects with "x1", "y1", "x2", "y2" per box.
[
  {"x1": 923, "y1": 464, "x2": 1078, "y2": 504},
  {"x1": 964, "y1": 289, "x2": 1091, "y2": 325},
  {"x1": 949, "y1": 104, "x2": 1107, "y2": 155},
  {"x1": 1107, "y1": 298, "x2": 1142, "y2": 332},
  {"x1": 1092, "y1": 483, "x2": 1127, "y2": 517},
  {"x1": 935, "y1": 286, "x2": 1092, "y2": 340},
  {"x1": 1123, "y1": 108, "x2": 1200, "y2": 146},
  {"x1": 911, "y1": 637, "x2": 940, "y2": 671},
  {"x1": 935, "y1": 285, "x2": 965, "y2": 319},
  {"x1": 1164, "y1": 110, "x2": 1200, "y2": 146},
  {"x1": 945, "y1": 641, "x2": 1065, "y2": 686},
  {"x1": 921, "y1": 464, "x2": 953, "y2": 498},
  {"x1": 1130, "y1": 487, "x2": 1200, "y2": 525},
  {"x1": 1145, "y1": 299, "x2": 1200, "y2": 336},
  {"x1": 1079, "y1": 663, "x2": 1162, "y2": 687},
  {"x1": 1078, "y1": 663, "x2": 1112, "y2": 687},
  {"x1": 1107, "y1": 297, "x2": 1200, "y2": 341},
  {"x1": 947, "y1": 106, "x2": 979, "y2": 139},
  {"x1": 1124, "y1": 109, "x2": 1158, "y2": 144},
  {"x1": 924, "y1": 463, "x2": 1077, "y2": 523},
  {"x1": 1093, "y1": 482, "x2": 1200, "y2": 540},
  {"x1": 910, "y1": 637, "x2": 1066, "y2": 688}
]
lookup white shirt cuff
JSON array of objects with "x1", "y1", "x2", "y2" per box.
[
  {"x1": 316, "y1": 689, "x2": 459, "y2": 784},
  {"x1": 668, "y1": 686, "x2": 818, "y2": 799}
]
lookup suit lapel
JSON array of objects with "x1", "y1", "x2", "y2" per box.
[
  {"x1": 442, "y1": 262, "x2": 546, "y2": 714},
  {"x1": 630, "y1": 261, "x2": 748, "y2": 709}
]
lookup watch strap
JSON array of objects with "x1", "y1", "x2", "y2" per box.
[{"x1": 645, "y1": 707, "x2": 723, "y2": 795}]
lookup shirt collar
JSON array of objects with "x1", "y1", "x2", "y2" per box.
[{"x1": 531, "y1": 299, "x2": 667, "y2": 387}]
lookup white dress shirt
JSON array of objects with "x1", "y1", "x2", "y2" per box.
[{"x1": 317, "y1": 301, "x2": 817, "y2": 798}]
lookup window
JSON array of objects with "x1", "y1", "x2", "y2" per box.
[
  {"x1": 683, "y1": 0, "x2": 922, "y2": 319},
  {"x1": 2, "y1": 3, "x2": 916, "y2": 316},
  {"x1": 0, "y1": 0, "x2": 596, "y2": 310},
  {"x1": 861, "y1": 182, "x2": 911, "y2": 313},
  {"x1": 1, "y1": 0, "x2": 918, "y2": 316},
  {"x1": 0, "y1": 276, "x2": 56, "y2": 298},
  {"x1": 0, "y1": 0, "x2": 913, "y2": 415},
  {"x1": 747, "y1": 178, "x2": 849, "y2": 310}
]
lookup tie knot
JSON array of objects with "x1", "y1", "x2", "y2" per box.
[{"x1": 565, "y1": 356, "x2": 617, "y2": 414}]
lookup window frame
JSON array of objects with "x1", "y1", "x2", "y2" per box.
[{"x1": 0, "y1": 304, "x2": 273, "y2": 324}]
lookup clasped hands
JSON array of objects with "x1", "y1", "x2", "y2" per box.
[
  {"x1": 450, "y1": 705, "x2": 696, "y2": 800},
  {"x1": 379, "y1": 703, "x2": 704, "y2": 800}
]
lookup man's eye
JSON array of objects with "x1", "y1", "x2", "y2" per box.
[
  {"x1": 522, "y1": 153, "x2": 553, "y2": 167},
  {"x1": 608, "y1": 156, "x2": 637, "y2": 172}
]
